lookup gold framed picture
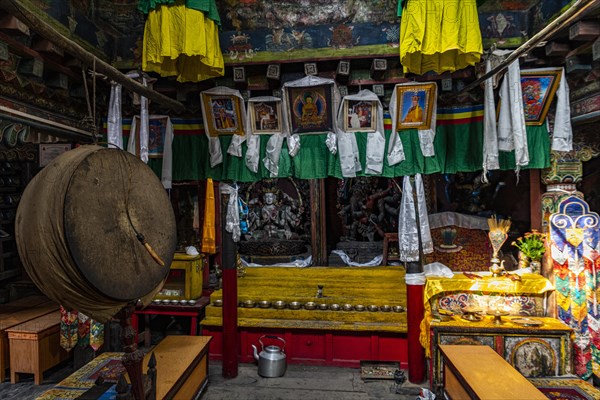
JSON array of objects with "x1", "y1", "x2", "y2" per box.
[
  {"x1": 248, "y1": 100, "x2": 282, "y2": 134},
  {"x1": 520, "y1": 68, "x2": 562, "y2": 126},
  {"x1": 343, "y1": 100, "x2": 377, "y2": 133},
  {"x1": 395, "y1": 83, "x2": 436, "y2": 131},
  {"x1": 201, "y1": 93, "x2": 244, "y2": 137}
]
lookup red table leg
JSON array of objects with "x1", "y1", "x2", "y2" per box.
[{"x1": 191, "y1": 317, "x2": 198, "y2": 336}]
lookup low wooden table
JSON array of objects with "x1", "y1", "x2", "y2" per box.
[
  {"x1": 7, "y1": 310, "x2": 69, "y2": 384},
  {"x1": 440, "y1": 345, "x2": 546, "y2": 400},
  {"x1": 0, "y1": 295, "x2": 58, "y2": 382},
  {"x1": 143, "y1": 335, "x2": 212, "y2": 399},
  {"x1": 132, "y1": 297, "x2": 209, "y2": 346}
]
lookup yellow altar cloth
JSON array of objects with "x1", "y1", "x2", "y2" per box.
[{"x1": 420, "y1": 273, "x2": 555, "y2": 357}]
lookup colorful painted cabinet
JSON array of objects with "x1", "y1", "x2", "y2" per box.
[{"x1": 429, "y1": 317, "x2": 572, "y2": 389}]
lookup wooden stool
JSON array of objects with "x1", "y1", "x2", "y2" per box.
[{"x1": 7, "y1": 310, "x2": 68, "y2": 384}]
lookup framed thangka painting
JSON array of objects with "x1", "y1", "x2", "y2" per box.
[
  {"x1": 520, "y1": 68, "x2": 562, "y2": 125},
  {"x1": 396, "y1": 83, "x2": 435, "y2": 131},
  {"x1": 344, "y1": 100, "x2": 376, "y2": 133},
  {"x1": 248, "y1": 100, "x2": 282, "y2": 134},
  {"x1": 287, "y1": 85, "x2": 334, "y2": 134},
  {"x1": 132, "y1": 115, "x2": 169, "y2": 158},
  {"x1": 201, "y1": 93, "x2": 244, "y2": 137}
]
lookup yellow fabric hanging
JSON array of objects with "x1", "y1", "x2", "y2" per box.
[
  {"x1": 201, "y1": 178, "x2": 217, "y2": 254},
  {"x1": 142, "y1": 2, "x2": 224, "y2": 82},
  {"x1": 400, "y1": 0, "x2": 482, "y2": 75}
]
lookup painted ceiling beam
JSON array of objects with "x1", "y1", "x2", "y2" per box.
[{"x1": 0, "y1": 0, "x2": 186, "y2": 113}]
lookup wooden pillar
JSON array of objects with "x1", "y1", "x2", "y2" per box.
[
  {"x1": 406, "y1": 269, "x2": 425, "y2": 383},
  {"x1": 310, "y1": 179, "x2": 327, "y2": 265},
  {"x1": 529, "y1": 169, "x2": 542, "y2": 231},
  {"x1": 220, "y1": 191, "x2": 238, "y2": 379}
]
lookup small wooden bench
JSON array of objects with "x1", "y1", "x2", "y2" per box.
[
  {"x1": 440, "y1": 345, "x2": 546, "y2": 400},
  {"x1": 0, "y1": 296, "x2": 58, "y2": 382},
  {"x1": 7, "y1": 310, "x2": 69, "y2": 384},
  {"x1": 143, "y1": 335, "x2": 212, "y2": 399}
]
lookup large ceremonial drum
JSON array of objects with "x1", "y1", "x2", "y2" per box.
[{"x1": 15, "y1": 145, "x2": 177, "y2": 321}]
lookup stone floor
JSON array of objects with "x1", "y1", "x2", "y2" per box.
[{"x1": 0, "y1": 358, "x2": 425, "y2": 400}]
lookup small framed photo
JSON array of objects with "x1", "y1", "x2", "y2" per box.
[
  {"x1": 338, "y1": 85, "x2": 349, "y2": 98},
  {"x1": 344, "y1": 100, "x2": 376, "y2": 132},
  {"x1": 520, "y1": 68, "x2": 562, "y2": 125},
  {"x1": 372, "y1": 84, "x2": 384, "y2": 96},
  {"x1": 266, "y1": 64, "x2": 280, "y2": 80},
  {"x1": 337, "y1": 61, "x2": 350, "y2": 76},
  {"x1": 304, "y1": 62, "x2": 318, "y2": 76},
  {"x1": 248, "y1": 100, "x2": 282, "y2": 134},
  {"x1": 201, "y1": 93, "x2": 244, "y2": 137},
  {"x1": 233, "y1": 67, "x2": 246, "y2": 82},
  {"x1": 395, "y1": 83, "x2": 436, "y2": 131},
  {"x1": 287, "y1": 84, "x2": 334, "y2": 134}
]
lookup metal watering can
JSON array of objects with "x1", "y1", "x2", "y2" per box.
[{"x1": 251, "y1": 335, "x2": 287, "y2": 377}]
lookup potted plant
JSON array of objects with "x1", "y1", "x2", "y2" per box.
[{"x1": 511, "y1": 230, "x2": 546, "y2": 273}]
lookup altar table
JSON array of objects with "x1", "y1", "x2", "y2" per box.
[{"x1": 420, "y1": 273, "x2": 555, "y2": 357}]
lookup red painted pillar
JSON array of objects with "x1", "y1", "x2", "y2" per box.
[
  {"x1": 220, "y1": 190, "x2": 238, "y2": 379},
  {"x1": 406, "y1": 274, "x2": 425, "y2": 383}
]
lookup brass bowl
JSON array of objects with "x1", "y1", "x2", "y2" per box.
[
  {"x1": 242, "y1": 300, "x2": 256, "y2": 308},
  {"x1": 304, "y1": 302, "x2": 317, "y2": 310},
  {"x1": 367, "y1": 305, "x2": 379, "y2": 312},
  {"x1": 258, "y1": 300, "x2": 272, "y2": 308},
  {"x1": 342, "y1": 304, "x2": 354, "y2": 311},
  {"x1": 380, "y1": 305, "x2": 391, "y2": 312},
  {"x1": 330, "y1": 304, "x2": 341, "y2": 311},
  {"x1": 354, "y1": 304, "x2": 365, "y2": 312},
  {"x1": 392, "y1": 305, "x2": 405, "y2": 313},
  {"x1": 273, "y1": 300, "x2": 287, "y2": 309},
  {"x1": 213, "y1": 299, "x2": 223, "y2": 307},
  {"x1": 180, "y1": 300, "x2": 189, "y2": 306},
  {"x1": 318, "y1": 303, "x2": 329, "y2": 310},
  {"x1": 289, "y1": 301, "x2": 303, "y2": 310},
  {"x1": 188, "y1": 299, "x2": 196, "y2": 305}
]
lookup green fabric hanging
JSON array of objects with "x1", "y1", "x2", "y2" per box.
[
  {"x1": 110, "y1": 116, "x2": 551, "y2": 182},
  {"x1": 138, "y1": 0, "x2": 221, "y2": 24}
]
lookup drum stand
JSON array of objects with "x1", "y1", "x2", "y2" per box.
[{"x1": 115, "y1": 303, "x2": 157, "y2": 400}]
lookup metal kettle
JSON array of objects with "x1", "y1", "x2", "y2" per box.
[{"x1": 252, "y1": 335, "x2": 287, "y2": 377}]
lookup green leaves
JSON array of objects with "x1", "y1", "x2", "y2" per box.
[{"x1": 511, "y1": 230, "x2": 546, "y2": 261}]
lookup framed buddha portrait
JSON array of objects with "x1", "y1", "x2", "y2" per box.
[
  {"x1": 201, "y1": 93, "x2": 244, "y2": 137},
  {"x1": 395, "y1": 82, "x2": 435, "y2": 131},
  {"x1": 287, "y1": 84, "x2": 334, "y2": 134}
]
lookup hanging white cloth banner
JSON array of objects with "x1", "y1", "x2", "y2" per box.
[
  {"x1": 107, "y1": 82, "x2": 123, "y2": 149},
  {"x1": 200, "y1": 86, "x2": 248, "y2": 167},
  {"x1": 128, "y1": 115, "x2": 174, "y2": 189},
  {"x1": 417, "y1": 84, "x2": 437, "y2": 157},
  {"x1": 483, "y1": 58, "x2": 499, "y2": 177},
  {"x1": 139, "y1": 76, "x2": 150, "y2": 163},
  {"x1": 333, "y1": 89, "x2": 385, "y2": 177},
  {"x1": 521, "y1": 67, "x2": 572, "y2": 152},
  {"x1": 243, "y1": 96, "x2": 285, "y2": 174},
  {"x1": 219, "y1": 183, "x2": 241, "y2": 242},
  {"x1": 398, "y1": 174, "x2": 433, "y2": 262},
  {"x1": 387, "y1": 85, "x2": 406, "y2": 166},
  {"x1": 497, "y1": 59, "x2": 528, "y2": 168},
  {"x1": 281, "y1": 75, "x2": 340, "y2": 161}
]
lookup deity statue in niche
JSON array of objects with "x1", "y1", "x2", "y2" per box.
[
  {"x1": 337, "y1": 177, "x2": 401, "y2": 242},
  {"x1": 240, "y1": 178, "x2": 309, "y2": 256}
]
